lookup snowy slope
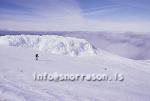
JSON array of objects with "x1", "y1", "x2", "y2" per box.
[
  {"x1": 0, "y1": 35, "x2": 150, "y2": 101},
  {"x1": 0, "y1": 31, "x2": 150, "y2": 59},
  {"x1": 0, "y1": 35, "x2": 96, "y2": 56}
]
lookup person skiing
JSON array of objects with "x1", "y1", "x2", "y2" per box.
[{"x1": 35, "y1": 54, "x2": 39, "y2": 61}]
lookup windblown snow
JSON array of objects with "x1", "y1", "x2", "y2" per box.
[{"x1": 0, "y1": 35, "x2": 96, "y2": 56}]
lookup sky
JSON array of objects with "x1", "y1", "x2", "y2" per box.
[{"x1": 0, "y1": 0, "x2": 150, "y2": 32}]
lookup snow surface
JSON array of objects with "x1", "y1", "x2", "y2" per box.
[
  {"x1": 0, "y1": 35, "x2": 96, "y2": 56},
  {"x1": 0, "y1": 35, "x2": 150, "y2": 101}
]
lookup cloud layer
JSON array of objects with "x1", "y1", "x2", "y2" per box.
[{"x1": 0, "y1": 0, "x2": 150, "y2": 32}]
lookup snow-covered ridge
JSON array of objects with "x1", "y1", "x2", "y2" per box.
[{"x1": 0, "y1": 35, "x2": 97, "y2": 56}]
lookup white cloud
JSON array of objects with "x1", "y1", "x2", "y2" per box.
[
  {"x1": 0, "y1": 0, "x2": 150, "y2": 32},
  {"x1": 83, "y1": 20, "x2": 150, "y2": 32},
  {"x1": 0, "y1": 0, "x2": 87, "y2": 31}
]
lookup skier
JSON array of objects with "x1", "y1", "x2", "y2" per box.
[{"x1": 35, "y1": 54, "x2": 39, "y2": 61}]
